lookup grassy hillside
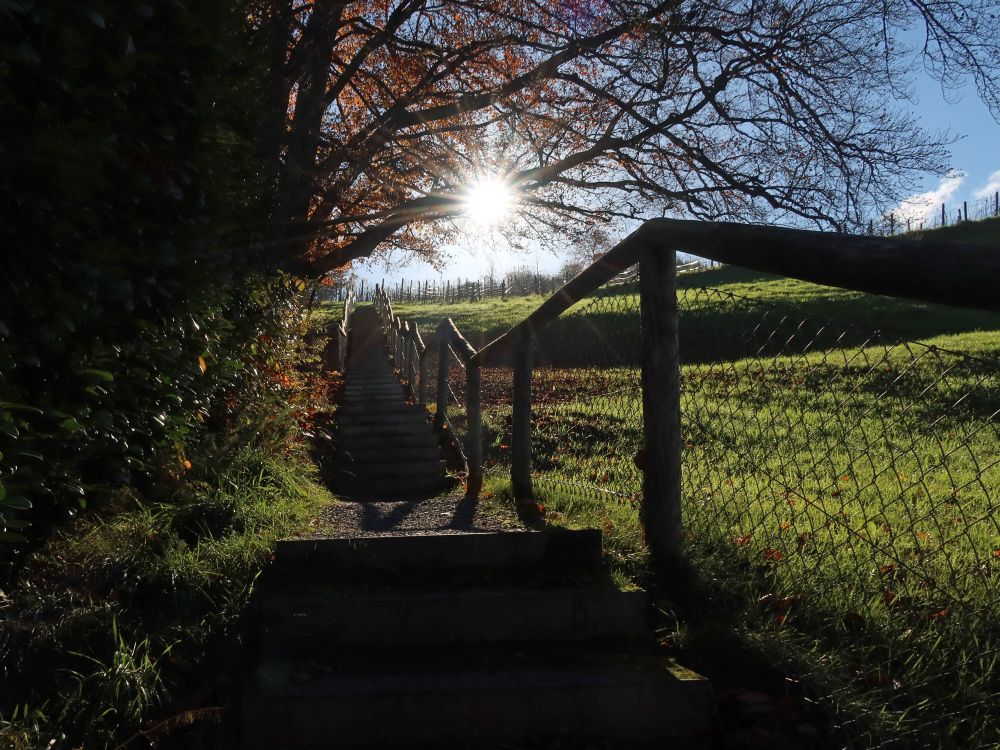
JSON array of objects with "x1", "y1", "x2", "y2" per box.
[
  {"x1": 373, "y1": 264, "x2": 1000, "y2": 367},
  {"x1": 907, "y1": 214, "x2": 1000, "y2": 245},
  {"x1": 374, "y1": 215, "x2": 1000, "y2": 360}
]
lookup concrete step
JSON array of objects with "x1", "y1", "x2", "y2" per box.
[
  {"x1": 341, "y1": 434, "x2": 441, "y2": 452},
  {"x1": 243, "y1": 649, "x2": 711, "y2": 749},
  {"x1": 340, "y1": 399, "x2": 405, "y2": 408},
  {"x1": 340, "y1": 421, "x2": 436, "y2": 437},
  {"x1": 338, "y1": 444, "x2": 441, "y2": 463},
  {"x1": 340, "y1": 459, "x2": 446, "y2": 479},
  {"x1": 258, "y1": 586, "x2": 648, "y2": 648},
  {"x1": 344, "y1": 379, "x2": 402, "y2": 388},
  {"x1": 342, "y1": 387, "x2": 405, "y2": 397},
  {"x1": 271, "y1": 530, "x2": 603, "y2": 577},
  {"x1": 338, "y1": 412, "x2": 430, "y2": 428},
  {"x1": 338, "y1": 403, "x2": 426, "y2": 416}
]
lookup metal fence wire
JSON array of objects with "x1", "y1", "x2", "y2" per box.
[
  {"x1": 476, "y1": 269, "x2": 998, "y2": 749},
  {"x1": 675, "y1": 280, "x2": 999, "y2": 748}
]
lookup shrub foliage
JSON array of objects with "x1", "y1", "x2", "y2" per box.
[{"x1": 0, "y1": 1, "x2": 281, "y2": 578}]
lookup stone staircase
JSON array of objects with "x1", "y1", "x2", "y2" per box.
[
  {"x1": 239, "y1": 306, "x2": 712, "y2": 748},
  {"x1": 333, "y1": 307, "x2": 448, "y2": 498},
  {"x1": 242, "y1": 532, "x2": 711, "y2": 748}
]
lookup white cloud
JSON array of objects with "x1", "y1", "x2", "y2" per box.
[
  {"x1": 891, "y1": 172, "x2": 965, "y2": 225},
  {"x1": 973, "y1": 169, "x2": 1000, "y2": 199}
]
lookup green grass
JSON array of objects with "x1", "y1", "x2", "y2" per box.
[
  {"x1": 0, "y1": 441, "x2": 331, "y2": 749},
  {"x1": 403, "y1": 249, "x2": 1000, "y2": 748},
  {"x1": 907, "y1": 214, "x2": 1000, "y2": 245},
  {"x1": 387, "y1": 265, "x2": 1000, "y2": 368}
]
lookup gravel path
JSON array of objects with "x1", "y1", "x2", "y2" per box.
[{"x1": 296, "y1": 490, "x2": 525, "y2": 539}]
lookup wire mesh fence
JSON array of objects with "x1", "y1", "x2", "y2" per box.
[
  {"x1": 474, "y1": 268, "x2": 999, "y2": 748},
  {"x1": 675, "y1": 280, "x2": 1000, "y2": 748}
]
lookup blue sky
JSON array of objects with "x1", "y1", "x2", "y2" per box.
[
  {"x1": 353, "y1": 54, "x2": 1000, "y2": 286},
  {"x1": 892, "y1": 68, "x2": 1000, "y2": 227}
]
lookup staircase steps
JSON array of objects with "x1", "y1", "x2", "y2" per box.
[
  {"x1": 338, "y1": 444, "x2": 442, "y2": 463},
  {"x1": 256, "y1": 586, "x2": 648, "y2": 647},
  {"x1": 245, "y1": 646, "x2": 709, "y2": 749},
  {"x1": 329, "y1": 307, "x2": 447, "y2": 499},
  {"x1": 243, "y1": 529, "x2": 711, "y2": 748},
  {"x1": 242, "y1": 308, "x2": 712, "y2": 747},
  {"x1": 270, "y1": 530, "x2": 603, "y2": 577}
]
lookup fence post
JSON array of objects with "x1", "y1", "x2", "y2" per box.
[
  {"x1": 418, "y1": 350, "x2": 428, "y2": 405},
  {"x1": 402, "y1": 321, "x2": 412, "y2": 388},
  {"x1": 408, "y1": 339, "x2": 418, "y2": 394},
  {"x1": 435, "y1": 337, "x2": 449, "y2": 429},
  {"x1": 639, "y1": 242, "x2": 683, "y2": 561},
  {"x1": 337, "y1": 322, "x2": 347, "y2": 371},
  {"x1": 393, "y1": 319, "x2": 402, "y2": 369},
  {"x1": 511, "y1": 328, "x2": 533, "y2": 502},
  {"x1": 466, "y1": 359, "x2": 482, "y2": 498}
]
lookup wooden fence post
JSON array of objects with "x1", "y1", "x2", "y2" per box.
[
  {"x1": 435, "y1": 337, "x2": 449, "y2": 429},
  {"x1": 418, "y1": 350, "x2": 428, "y2": 405},
  {"x1": 408, "y1": 339, "x2": 418, "y2": 394},
  {"x1": 466, "y1": 360, "x2": 482, "y2": 497},
  {"x1": 402, "y1": 322, "x2": 412, "y2": 388},
  {"x1": 639, "y1": 243, "x2": 683, "y2": 561},
  {"x1": 511, "y1": 329, "x2": 533, "y2": 502}
]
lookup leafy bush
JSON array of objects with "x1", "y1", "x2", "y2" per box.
[{"x1": 0, "y1": 0, "x2": 284, "y2": 578}]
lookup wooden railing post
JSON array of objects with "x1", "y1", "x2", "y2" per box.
[
  {"x1": 393, "y1": 318, "x2": 402, "y2": 369},
  {"x1": 466, "y1": 360, "x2": 482, "y2": 497},
  {"x1": 337, "y1": 322, "x2": 347, "y2": 371},
  {"x1": 639, "y1": 242, "x2": 683, "y2": 561},
  {"x1": 511, "y1": 328, "x2": 533, "y2": 502},
  {"x1": 402, "y1": 321, "x2": 412, "y2": 385},
  {"x1": 435, "y1": 336, "x2": 449, "y2": 429},
  {"x1": 407, "y1": 338, "x2": 418, "y2": 394},
  {"x1": 413, "y1": 323, "x2": 428, "y2": 404}
]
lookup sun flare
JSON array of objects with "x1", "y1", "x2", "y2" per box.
[{"x1": 463, "y1": 176, "x2": 513, "y2": 227}]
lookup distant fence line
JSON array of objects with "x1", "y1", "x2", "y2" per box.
[
  {"x1": 317, "y1": 260, "x2": 709, "y2": 305},
  {"x1": 317, "y1": 195, "x2": 999, "y2": 305},
  {"x1": 872, "y1": 191, "x2": 1000, "y2": 235}
]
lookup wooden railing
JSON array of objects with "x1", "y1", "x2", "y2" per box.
[
  {"x1": 323, "y1": 285, "x2": 356, "y2": 372},
  {"x1": 374, "y1": 286, "x2": 480, "y2": 487}
]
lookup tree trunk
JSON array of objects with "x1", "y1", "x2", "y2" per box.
[{"x1": 275, "y1": 2, "x2": 343, "y2": 252}]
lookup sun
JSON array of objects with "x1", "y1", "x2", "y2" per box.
[{"x1": 463, "y1": 175, "x2": 513, "y2": 227}]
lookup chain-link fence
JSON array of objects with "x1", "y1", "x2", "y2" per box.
[
  {"x1": 675, "y1": 279, "x2": 999, "y2": 748},
  {"x1": 474, "y1": 266, "x2": 998, "y2": 748}
]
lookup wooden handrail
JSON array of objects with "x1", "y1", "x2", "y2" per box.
[
  {"x1": 474, "y1": 218, "x2": 1000, "y2": 366},
  {"x1": 410, "y1": 322, "x2": 425, "y2": 355},
  {"x1": 474, "y1": 228, "x2": 642, "y2": 366},
  {"x1": 639, "y1": 219, "x2": 999, "y2": 311},
  {"x1": 435, "y1": 317, "x2": 478, "y2": 363}
]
